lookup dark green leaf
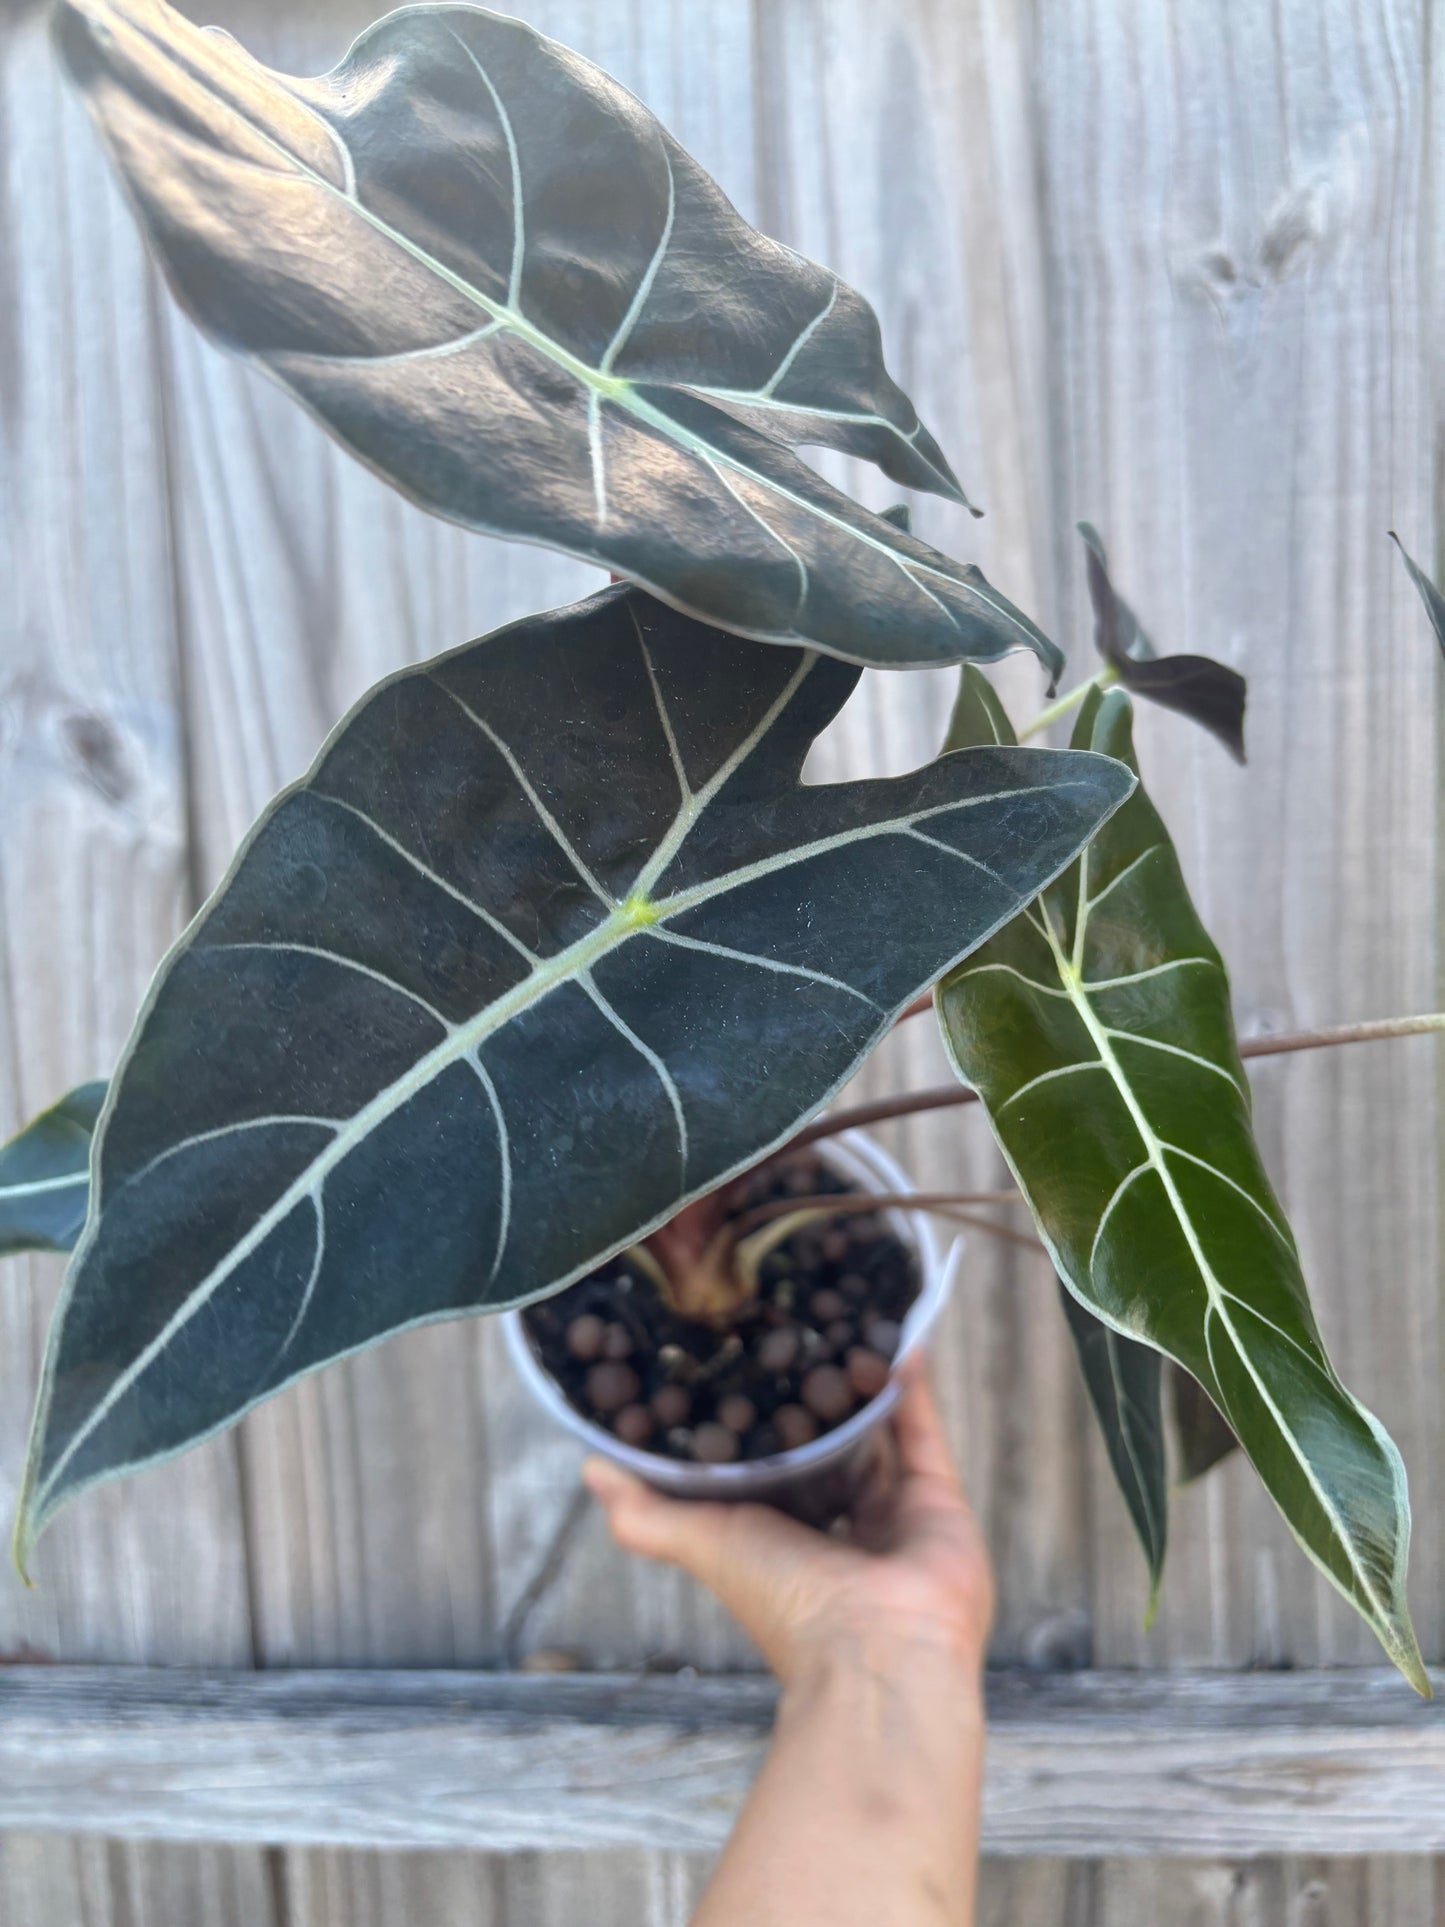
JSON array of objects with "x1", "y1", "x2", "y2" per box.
[
  {"x1": 1168, "y1": 1362, "x2": 1239, "y2": 1483},
  {"x1": 1079, "y1": 524, "x2": 1246, "y2": 762},
  {"x1": 1059, "y1": 1279, "x2": 1167, "y2": 1613},
  {"x1": 0, "y1": 1084, "x2": 107, "y2": 1256},
  {"x1": 1077, "y1": 523, "x2": 1155, "y2": 663},
  {"x1": 1390, "y1": 533, "x2": 1445, "y2": 661},
  {"x1": 937, "y1": 683, "x2": 1427, "y2": 1693},
  {"x1": 54, "y1": 0, "x2": 1061, "y2": 682},
  {"x1": 943, "y1": 661, "x2": 1020, "y2": 755},
  {"x1": 17, "y1": 585, "x2": 1128, "y2": 1566},
  {"x1": 946, "y1": 666, "x2": 1168, "y2": 1595}
]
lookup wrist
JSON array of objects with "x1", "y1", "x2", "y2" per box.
[{"x1": 783, "y1": 1615, "x2": 987, "y2": 1717}]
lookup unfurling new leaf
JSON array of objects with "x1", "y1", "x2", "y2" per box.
[
  {"x1": 16, "y1": 585, "x2": 1129, "y2": 1567},
  {"x1": 1391, "y1": 533, "x2": 1445, "y2": 661},
  {"x1": 938, "y1": 674, "x2": 1426, "y2": 1692},
  {"x1": 54, "y1": 0, "x2": 1060, "y2": 680},
  {"x1": 1078, "y1": 524, "x2": 1246, "y2": 761}
]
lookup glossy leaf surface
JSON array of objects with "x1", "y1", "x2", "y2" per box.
[
  {"x1": 0, "y1": 1084, "x2": 107, "y2": 1257},
  {"x1": 946, "y1": 666, "x2": 1168, "y2": 1591},
  {"x1": 54, "y1": 0, "x2": 1060, "y2": 680},
  {"x1": 938, "y1": 680, "x2": 1425, "y2": 1691},
  {"x1": 1078, "y1": 524, "x2": 1246, "y2": 761},
  {"x1": 1059, "y1": 1279, "x2": 1167, "y2": 1608},
  {"x1": 18, "y1": 586, "x2": 1127, "y2": 1564}
]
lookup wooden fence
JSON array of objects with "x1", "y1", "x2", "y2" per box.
[{"x1": 1, "y1": 0, "x2": 1441, "y2": 1921}]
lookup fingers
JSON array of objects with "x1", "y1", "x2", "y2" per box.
[
  {"x1": 847, "y1": 1425, "x2": 903, "y2": 1554},
  {"x1": 893, "y1": 1354, "x2": 966, "y2": 1492},
  {"x1": 583, "y1": 1458, "x2": 832, "y2": 1673}
]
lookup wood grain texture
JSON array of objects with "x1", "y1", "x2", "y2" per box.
[
  {"x1": 3, "y1": 1667, "x2": 1445, "y2": 1860},
  {"x1": 0, "y1": 14, "x2": 275, "y2": 1925},
  {"x1": 3, "y1": 0, "x2": 1443, "y2": 1916},
  {"x1": 1032, "y1": 0, "x2": 1441, "y2": 1673}
]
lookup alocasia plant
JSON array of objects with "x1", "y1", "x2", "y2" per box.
[{"x1": 6, "y1": 0, "x2": 1441, "y2": 1695}]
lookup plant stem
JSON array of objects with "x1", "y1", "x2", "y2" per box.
[
  {"x1": 734, "y1": 1188, "x2": 1021, "y2": 1235},
  {"x1": 788, "y1": 1087, "x2": 975, "y2": 1150},
  {"x1": 1018, "y1": 665, "x2": 1118, "y2": 742},
  {"x1": 1232, "y1": 1011, "x2": 1445, "y2": 1057},
  {"x1": 734, "y1": 1189, "x2": 1042, "y2": 1254},
  {"x1": 789, "y1": 1011, "x2": 1445, "y2": 1153}
]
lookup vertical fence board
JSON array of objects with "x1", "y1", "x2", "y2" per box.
[
  {"x1": 0, "y1": 13, "x2": 273, "y2": 1926},
  {"x1": 1033, "y1": 1, "x2": 1441, "y2": 1917},
  {"x1": 3, "y1": 0, "x2": 1442, "y2": 1919}
]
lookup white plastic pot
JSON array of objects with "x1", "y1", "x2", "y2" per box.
[{"x1": 501, "y1": 1130, "x2": 960, "y2": 1523}]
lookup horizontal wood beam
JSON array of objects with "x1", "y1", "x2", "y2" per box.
[{"x1": 0, "y1": 1665, "x2": 1440, "y2": 1858}]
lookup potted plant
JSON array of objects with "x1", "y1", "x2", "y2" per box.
[{"x1": 4, "y1": 0, "x2": 1439, "y2": 1697}]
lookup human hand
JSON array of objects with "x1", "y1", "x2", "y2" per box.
[{"x1": 583, "y1": 1357, "x2": 994, "y2": 1690}]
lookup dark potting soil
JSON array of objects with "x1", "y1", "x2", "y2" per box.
[{"x1": 521, "y1": 1150, "x2": 921, "y2": 1465}]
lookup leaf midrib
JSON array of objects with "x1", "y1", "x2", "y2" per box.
[
  {"x1": 0, "y1": 1174, "x2": 89, "y2": 1199},
  {"x1": 1036, "y1": 902, "x2": 1394, "y2": 1636},
  {"x1": 34, "y1": 760, "x2": 1069, "y2": 1520},
  {"x1": 116, "y1": 7, "x2": 1041, "y2": 656}
]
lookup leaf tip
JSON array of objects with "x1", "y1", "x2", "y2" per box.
[
  {"x1": 1388, "y1": 1620, "x2": 1433, "y2": 1700},
  {"x1": 10, "y1": 1503, "x2": 38, "y2": 1591},
  {"x1": 1142, "y1": 1575, "x2": 1163, "y2": 1633}
]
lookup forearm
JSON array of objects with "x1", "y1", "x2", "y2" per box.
[{"x1": 692, "y1": 1638, "x2": 986, "y2": 1927}]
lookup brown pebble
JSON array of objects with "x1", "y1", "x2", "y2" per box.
[
  {"x1": 864, "y1": 1318, "x2": 903, "y2": 1360},
  {"x1": 785, "y1": 1163, "x2": 820, "y2": 1196},
  {"x1": 825, "y1": 1318, "x2": 856, "y2": 1352},
  {"x1": 717, "y1": 1393, "x2": 758, "y2": 1435},
  {"x1": 820, "y1": 1228, "x2": 850, "y2": 1263},
  {"x1": 586, "y1": 1360, "x2": 641, "y2": 1415},
  {"x1": 847, "y1": 1347, "x2": 891, "y2": 1400},
  {"x1": 565, "y1": 1313, "x2": 606, "y2": 1361},
  {"x1": 801, "y1": 1364, "x2": 855, "y2": 1424},
  {"x1": 601, "y1": 1321, "x2": 634, "y2": 1360},
  {"x1": 693, "y1": 1421, "x2": 740, "y2": 1463},
  {"x1": 810, "y1": 1287, "x2": 848, "y2": 1324},
  {"x1": 757, "y1": 1325, "x2": 801, "y2": 1373},
  {"x1": 799, "y1": 1326, "x2": 832, "y2": 1367},
  {"x1": 838, "y1": 1272, "x2": 870, "y2": 1303},
  {"x1": 651, "y1": 1383, "x2": 692, "y2": 1428},
  {"x1": 774, "y1": 1403, "x2": 820, "y2": 1449},
  {"x1": 614, "y1": 1403, "x2": 654, "y2": 1446}
]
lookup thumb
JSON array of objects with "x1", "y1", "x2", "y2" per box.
[{"x1": 583, "y1": 1458, "x2": 832, "y2": 1672}]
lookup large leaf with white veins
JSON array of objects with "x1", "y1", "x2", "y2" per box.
[
  {"x1": 944, "y1": 667, "x2": 1167, "y2": 1599},
  {"x1": 937, "y1": 683, "x2": 1427, "y2": 1691},
  {"x1": 16, "y1": 585, "x2": 1126, "y2": 1564},
  {"x1": 53, "y1": 0, "x2": 1059, "y2": 679},
  {"x1": 0, "y1": 1084, "x2": 107, "y2": 1257}
]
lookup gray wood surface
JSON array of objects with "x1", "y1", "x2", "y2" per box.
[
  {"x1": 2, "y1": 0, "x2": 1442, "y2": 1919},
  {"x1": 5, "y1": 1666, "x2": 1445, "y2": 1860}
]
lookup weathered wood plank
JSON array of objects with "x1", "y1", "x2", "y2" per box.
[
  {"x1": 0, "y1": 11, "x2": 275, "y2": 1922},
  {"x1": 2, "y1": 1667, "x2": 1442, "y2": 1860},
  {"x1": 1083, "y1": 1855, "x2": 1443, "y2": 1927},
  {"x1": 1033, "y1": 0, "x2": 1442, "y2": 1674}
]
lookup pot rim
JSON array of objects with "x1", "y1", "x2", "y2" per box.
[{"x1": 500, "y1": 1128, "x2": 960, "y2": 1493}]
